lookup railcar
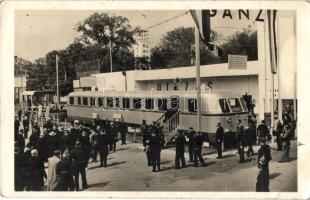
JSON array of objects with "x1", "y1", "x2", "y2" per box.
[{"x1": 66, "y1": 90, "x2": 249, "y2": 146}]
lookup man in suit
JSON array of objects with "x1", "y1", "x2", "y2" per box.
[
  {"x1": 215, "y1": 122, "x2": 224, "y2": 159},
  {"x1": 175, "y1": 130, "x2": 187, "y2": 169},
  {"x1": 70, "y1": 141, "x2": 88, "y2": 191}
]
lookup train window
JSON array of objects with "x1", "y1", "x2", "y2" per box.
[
  {"x1": 107, "y1": 97, "x2": 113, "y2": 108},
  {"x1": 123, "y1": 98, "x2": 130, "y2": 109},
  {"x1": 77, "y1": 97, "x2": 81, "y2": 105},
  {"x1": 219, "y1": 99, "x2": 230, "y2": 113},
  {"x1": 115, "y1": 98, "x2": 120, "y2": 109},
  {"x1": 170, "y1": 97, "x2": 179, "y2": 111},
  {"x1": 98, "y1": 97, "x2": 104, "y2": 107},
  {"x1": 83, "y1": 97, "x2": 88, "y2": 106},
  {"x1": 228, "y1": 98, "x2": 242, "y2": 112},
  {"x1": 69, "y1": 97, "x2": 74, "y2": 105},
  {"x1": 90, "y1": 97, "x2": 95, "y2": 106},
  {"x1": 188, "y1": 99, "x2": 197, "y2": 112},
  {"x1": 145, "y1": 98, "x2": 154, "y2": 110},
  {"x1": 134, "y1": 98, "x2": 142, "y2": 110},
  {"x1": 158, "y1": 99, "x2": 167, "y2": 110}
]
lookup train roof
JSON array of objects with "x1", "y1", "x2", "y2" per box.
[{"x1": 68, "y1": 90, "x2": 243, "y2": 99}]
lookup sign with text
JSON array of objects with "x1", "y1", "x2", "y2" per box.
[
  {"x1": 80, "y1": 77, "x2": 96, "y2": 87},
  {"x1": 228, "y1": 54, "x2": 247, "y2": 69}
]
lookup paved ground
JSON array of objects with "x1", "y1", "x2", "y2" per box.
[
  {"x1": 20, "y1": 122, "x2": 297, "y2": 192},
  {"x1": 80, "y1": 139, "x2": 297, "y2": 192}
]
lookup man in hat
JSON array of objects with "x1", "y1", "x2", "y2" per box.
[
  {"x1": 22, "y1": 114, "x2": 30, "y2": 139},
  {"x1": 69, "y1": 120, "x2": 82, "y2": 149},
  {"x1": 149, "y1": 129, "x2": 164, "y2": 172},
  {"x1": 55, "y1": 149, "x2": 74, "y2": 191},
  {"x1": 120, "y1": 119, "x2": 128, "y2": 145},
  {"x1": 25, "y1": 149, "x2": 47, "y2": 191},
  {"x1": 175, "y1": 130, "x2": 187, "y2": 169},
  {"x1": 141, "y1": 120, "x2": 152, "y2": 166},
  {"x1": 257, "y1": 120, "x2": 269, "y2": 143},
  {"x1": 186, "y1": 127, "x2": 195, "y2": 162},
  {"x1": 46, "y1": 129, "x2": 60, "y2": 158},
  {"x1": 193, "y1": 131, "x2": 205, "y2": 167},
  {"x1": 215, "y1": 122, "x2": 224, "y2": 159},
  {"x1": 70, "y1": 141, "x2": 88, "y2": 191},
  {"x1": 60, "y1": 129, "x2": 71, "y2": 153},
  {"x1": 47, "y1": 150, "x2": 61, "y2": 191},
  {"x1": 236, "y1": 119, "x2": 246, "y2": 163},
  {"x1": 280, "y1": 125, "x2": 292, "y2": 162},
  {"x1": 97, "y1": 127, "x2": 109, "y2": 167},
  {"x1": 80, "y1": 131, "x2": 91, "y2": 168},
  {"x1": 246, "y1": 122, "x2": 256, "y2": 157},
  {"x1": 256, "y1": 137, "x2": 272, "y2": 192},
  {"x1": 15, "y1": 129, "x2": 25, "y2": 153},
  {"x1": 15, "y1": 115, "x2": 20, "y2": 136},
  {"x1": 15, "y1": 142, "x2": 26, "y2": 191}
]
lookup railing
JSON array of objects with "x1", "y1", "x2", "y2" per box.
[
  {"x1": 155, "y1": 112, "x2": 167, "y2": 125},
  {"x1": 165, "y1": 111, "x2": 179, "y2": 134}
]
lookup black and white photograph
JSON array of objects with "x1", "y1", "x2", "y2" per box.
[{"x1": 1, "y1": 0, "x2": 310, "y2": 198}]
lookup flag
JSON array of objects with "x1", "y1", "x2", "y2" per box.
[
  {"x1": 267, "y1": 10, "x2": 278, "y2": 74},
  {"x1": 190, "y1": 10, "x2": 222, "y2": 56},
  {"x1": 190, "y1": 10, "x2": 211, "y2": 43}
]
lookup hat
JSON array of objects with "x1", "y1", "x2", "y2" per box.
[
  {"x1": 63, "y1": 149, "x2": 70, "y2": 156},
  {"x1": 53, "y1": 149, "x2": 61, "y2": 155},
  {"x1": 74, "y1": 120, "x2": 80, "y2": 124},
  {"x1": 260, "y1": 137, "x2": 266, "y2": 143},
  {"x1": 189, "y1": 127, "x2": 193, "y2": 130}
]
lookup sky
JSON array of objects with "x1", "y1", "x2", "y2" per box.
[{"x1": 15, "y1": 10, "x2": 260, "y2": 62}]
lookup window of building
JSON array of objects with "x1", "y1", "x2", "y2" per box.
[
  {"x1": 123, "y1": 98, "x2": 130, "y2": 109},
  {"x1": 134, "y1": 98, "x2": 142, "y2": 110},
  {"x1": 188, "y1": 99, "x2": 197, "y2": 112},
  {"x1": 77, "y1": 97, "x2": 81, "y2": 105},
  {"x1": 158, "y1": 99, "x2": 167, "y2": 111},
  {"x1": 69, "y1": 97, "x2": 74, "y2": 105},
  {"x1": 219, "y1": 99, "x2": 230, "y2": 113},
  {"x1": 228, "y1": 98, "x2": 242, "y2": 112},
  {"x1": 83, "y1": 97, "x2": 88, "y2": 106},
  {"x1": 145, "y1": 98, "x2": 154, "y2": 110},
  {"x1": 107, "y1": 97, "x2": 113, "y2": 108},
  {"x1": 98, "y1": 97, "x2": 104, "y2": 107}
]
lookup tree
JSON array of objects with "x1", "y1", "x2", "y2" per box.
[
  {"x1": 150, "y1": 27, "x2": 222, "y2": 69},
  {"x1": 75, "y1": 12, "x2": 139, "y2": 71},
  {"x1": 219, "y1": 29, "x2": 258, "y2": 62},
  {"x1": 134, "y1": 56, "x2": 150, "y2": 70}
]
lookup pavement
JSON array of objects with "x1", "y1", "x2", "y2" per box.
[{"x1": 81, "y1": 139, "x2": 297, "y2": 192}]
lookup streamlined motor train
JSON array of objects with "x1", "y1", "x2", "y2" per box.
[{"x1": 66, "y1": 90, "x2": 250, "y2": 145}]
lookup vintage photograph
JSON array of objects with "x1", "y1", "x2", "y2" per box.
[{"x1": 13, "y1": 8, "x2": 297, "y2": 192}]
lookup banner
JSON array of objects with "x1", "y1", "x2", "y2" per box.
[{"x1": 267, "y1": 10, "x2": 278, "y2": 74}]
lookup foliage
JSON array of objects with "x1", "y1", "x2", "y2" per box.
[
  {"x1": 150, "y1": 27, "x2": 223, "y2": 69},
  {"x1": 219, "y1": 29, "x2": 258, "y2": 62}
]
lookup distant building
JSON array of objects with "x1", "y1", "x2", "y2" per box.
[
  {"x1": 14, "y1": 75, "x2": 27, "y2": 104},
  {"x1": 133, "y1": 30, "x2": 151, "y2": 69}
]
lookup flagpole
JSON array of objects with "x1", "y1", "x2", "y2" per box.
[
  {"x1": 56, "y1": 55, "x2": 59, "y2": 110},
  {"x1": 195, "y1": 25, "x2": 201, "y2": 132}
]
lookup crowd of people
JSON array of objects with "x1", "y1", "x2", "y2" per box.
[
  {"x1": 14, "y1": 105, "x2": 296, "y2": 192},
  {"x1": 14, "y1": 114, "x2": 128, "y2": 191}
]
